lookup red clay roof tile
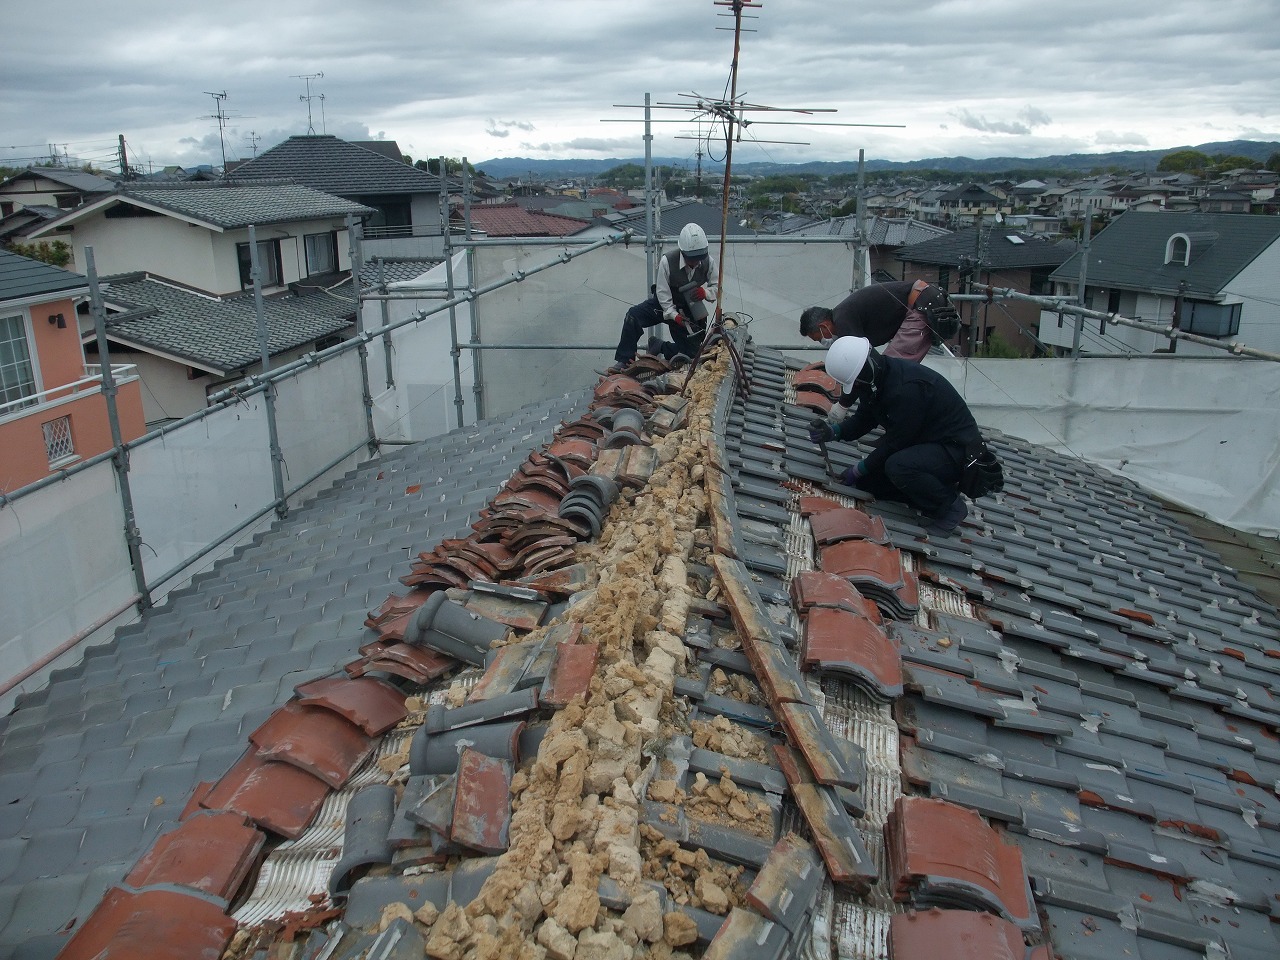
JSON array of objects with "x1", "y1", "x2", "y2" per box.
[
  {"x1": 248, "y1": 700, "x2": 375, "y2": 789},
  {"x1": 200, "y1": 748, "x2": 331, "y2": 840},
  {"x1": 56, "y1": 886, "x2": 239, "y2": 960},
  {"x1": 123, "y1": 810, "x2": 264, "y2": 902}
]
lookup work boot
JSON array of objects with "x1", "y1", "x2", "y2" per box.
[
  {"x1": 605, "y1": 359, "x2": 632, "y2": 375},
  {"x1": 924, "y1": 495, "x2": 967, "y2": 535},
  {"x1": 645, "y1": 335, "x2": 664, "y2": 356}
]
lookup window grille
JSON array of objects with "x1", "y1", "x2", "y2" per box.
[{"x1": 43, "y1": 415, "x2": 75, "y2": 465}]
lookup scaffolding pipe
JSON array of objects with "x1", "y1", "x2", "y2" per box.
[
  {"x1": 85, "y1": 246, "x2": 151, "y2": 613},
  {"x1": 344, "y1": 217, "x2": 380, "y2": 457},
  {"x1": 438, "y1": 157, "x2": 466, "y2": 429},
  {"x1": 644, "y1": 93, "x2": 655, "y2": 290},
  {"x1": 375, "y1": 259, "x2": 395, "y2": 389},
  {"x1": 972, "y1": 284, "x2": 1280, "y2": 363},
  {"x1": 247, "y1": 226, "x2": 290, "y2": 520}
]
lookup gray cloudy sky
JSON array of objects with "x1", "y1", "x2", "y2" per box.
[{"x1": 3, "y1": 0, "x2": 1276, "y2": 173}]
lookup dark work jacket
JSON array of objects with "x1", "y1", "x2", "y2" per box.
[
  {"x1": 835, "y1": 354, "x2": 982, "y2": 476},
  {"x1": 663, "y1": 250, "x2": 711, "y2": 320},
  {"x1": 830, "y1": 281, "x2": 917, "y2": 345}
]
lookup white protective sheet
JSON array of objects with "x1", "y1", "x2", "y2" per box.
[{"x1": 930, "y1": 355, "x2": 1280, "y2": 537}]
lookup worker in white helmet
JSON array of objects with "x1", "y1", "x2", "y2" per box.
[
  {"x1": 611, "y1": 223, "x2": 720, "y2": 371},
  {"x1": 809, "y1": 335, "x2": 982, "y2": 535}
]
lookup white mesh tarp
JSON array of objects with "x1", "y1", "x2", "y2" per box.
[
  {"x1": 929, "y1": 355, "x2": 1280, "y2": 536},
  {"x1": 0, "y1": 462, "x2": 135, "y2": 691}
]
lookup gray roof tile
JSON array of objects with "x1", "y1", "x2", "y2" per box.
[
  {"x1": 100, "y1": 273, "x2": 355, "y2": 372},
  {"x1": 228, "y1": 135, "x2": 442, "y2": 198},
  {"x1": 117, "y1": 180, "x2": 374, "y2": 230}
]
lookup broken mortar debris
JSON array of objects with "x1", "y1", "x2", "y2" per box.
[{"x1": 446, "y1": 352, "x2": 732, "y2": 958}]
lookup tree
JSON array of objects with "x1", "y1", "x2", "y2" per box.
[
  {"x1": 1210, "y1": 154, "x2": 1257, "y2": 173},
  {"x1": 977, "y1": 330, "x2": 1024, "y2": 358},
  {"x1": 6, "y1": 239, "x2": 73, "y2": 268},
  {"x1": 1267, "y1": 152, "x2": 1280, "y2": 174},
  {"x1": 1156, "y1": 149, "x2": 1211, "y2": 173}
]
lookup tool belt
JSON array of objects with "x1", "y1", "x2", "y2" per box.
[
  {"x1": 959, "y1": 437, "x2": 1004, "y2": 499},
  {"x1": 908, "y1": 281, "x2": 961, "y2": 343}
]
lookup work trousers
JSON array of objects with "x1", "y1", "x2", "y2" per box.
[
  {"x1": 857, "y1": 441, "x2": 965, "y2": 518},
  {"x1": 615, "y1": 297, "x2": 704, "y2": 362}
]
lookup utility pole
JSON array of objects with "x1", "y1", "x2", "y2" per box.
[{"x1": 117, "y1": 135, "x2": 130, "y2": 179}]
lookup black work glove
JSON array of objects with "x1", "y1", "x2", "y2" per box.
[{"x1": 808, "y1": 416, "x2": 836, "y2": 444}]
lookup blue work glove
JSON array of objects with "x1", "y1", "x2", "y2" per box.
[
  {"x1": 807, "y1": 417, "x2": 836, "y2": 444},
  {"x1": 841, "y1": 460, "x2": 867, "y2": 486}
]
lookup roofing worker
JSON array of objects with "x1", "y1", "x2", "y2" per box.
[
  {"x1": 799, "y1": 279, "x2": 959, "y2": 362},
  {"x1": 809, "y1": 335, "x2": 981, "y2": 535},
  {"x1": 611, "y1": 223, "x2": 719, "y2": 370}
]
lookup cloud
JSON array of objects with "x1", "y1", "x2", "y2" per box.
[
  {"x1": 1095, "y1": 129, "x2": 1150, "y2": 146},
  {"x1": 486, "y1": 118, "x2": 536, "y2": 138},
  {"x1": 953, "y1": 106, "x2": 1053, "y2": 136}
]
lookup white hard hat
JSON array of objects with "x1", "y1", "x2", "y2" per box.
[
  {"x1": 825, "y1": 336, "x2": 871, "y2": 392},
  {"x1": 678, "y1": 223, "x2": 708, "y2": 257}
]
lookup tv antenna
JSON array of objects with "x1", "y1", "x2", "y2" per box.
[
  {"x1": 203, "y1": 91, "x2": 231, "y2": 172},
  {"x1": 246, "y1": 131, "x2": 261, "y2": 157},
  {"x1": 604, "y1": 1, "x2": 905, "y2": 345},
  {"x1": 293, "y1": 72, "x2": 325, "y2": 134}
]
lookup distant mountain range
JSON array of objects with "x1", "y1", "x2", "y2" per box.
[{"x1": 476, "y1": 140, "x2": 1279, "y2": 180}]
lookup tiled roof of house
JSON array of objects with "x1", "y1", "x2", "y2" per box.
[
  {"x1": 463, "y1": 202, "x2": 590, "y2": 238},
  {"x1": 358, "y1": 256, "x2": 443, "y2": 287},
  {"x1": 2, "y1": 338, "x2": 1279, "y2": 959},
  {"x1": 228, "y1": 135, "x2": 443, "y2": 197},
  {"x1": 1051, "y1": 211, "x2": 1280, "y2": 297},
  {"x1": 118, "y1": 181, "x2": 375, "y2": 231},
  {"x1": 784, "y1": 215, "x2": 950, "y2": 247},
  {"x1": 0, "y1": 167, "x2": 116, "y2": 195},
  {"x1": 899, "y1": 225, "x2": 1077, "y2": 270},
  {"x1": 97, "y1": 273, "x2": 356, "y2": 373},
  {"x1": 603, "y1": 199, "x2": 757, "y2": 239},
  {"x1": 0, "y1": 248, "x2": 88, "y2": 303}
]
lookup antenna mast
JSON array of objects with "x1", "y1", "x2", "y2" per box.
[
  {"x1": 203, "y1": 90, "x2": 230, "y2": 172},
  {"x1": 293, "y1": 72, "x2": 325, "y2": 134}
]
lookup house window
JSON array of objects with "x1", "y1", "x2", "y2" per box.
[
  {"x1": 1184, "y1": 301, "x2": 1241, "y2": 338},
  {"x1": 237, "y1": 239, "x2": 282, "y2": 289},
  {"x1": 43, "y1": 415, "x2": 75, "y2": 465},
  {"x1": 937, "y1": 268, "x2": 951, "y2": 291},
  {"x1": 304, "y1": 232, "x2": 338, "y2": 276},
  {"x1": 0, "y1": 314, "x2": 38, "y2": 410},
  {"x1": 1165, "y1": 234, "x2": 1190, "y2": 265}
]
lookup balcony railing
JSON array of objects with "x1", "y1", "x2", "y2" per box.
[{"x1": 0, "y1": 364, "x2": 139, "y2": 423}]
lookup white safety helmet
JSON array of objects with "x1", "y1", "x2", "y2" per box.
[
  {"x1": 678, "y1": 223, "x2": 709, "y2": 258},
  {"x1": 825, "y1": 336, "x2": 871, "y2": 392}
]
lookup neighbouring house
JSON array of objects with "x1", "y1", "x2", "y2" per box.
[
  {"x1": 1042, "y1": 211, "x2": 1280, "y2": 355},
  {"x1": 935, "y1": 184, "x2": 1007, "y2": 226},
  {"x1": 230, "y1": 135, "x2": 445, "y2": 253},
  {"x1": 1198, "y1": 189, "x2": 1253, "y2": 214},
  {"x1": 22, "y1": 180, "x2": 374, "y2": 422},
  {"x1": 454, "y1": 202, "x2": 590, "y2": 238},
  {"x1": 783, "y1": 215, "x2": 951, "y2": 279},
  {"x1": 897, "y1": 224, "x2": 1077, "y2": 356},
  {"x1": 24, "y1": 180, "x2": 373, "y2": 295},
  {"x1": 85, "y1": 271, "x2": 359, "y2": 423},
  {"x1": 0, "y1": 166, "x2": 116, "y2": 218},
  {"x1": 0, "y1": 249, "x2": 144, "y2": 489}
]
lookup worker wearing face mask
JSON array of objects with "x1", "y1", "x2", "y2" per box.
[{"x1": 799, "y1": 280, "x2": 959, "y2": 362}]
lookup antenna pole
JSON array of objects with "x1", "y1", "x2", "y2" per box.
[
  {"x1": 203, "y1": 91, "x2": 229, "y2": 173},
  {"x1": 713, "y1": 0, "x2": 755, "y2": 323},
  {"x1": 293, "y1": 72, "x2": 325, "y2": 134}
]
